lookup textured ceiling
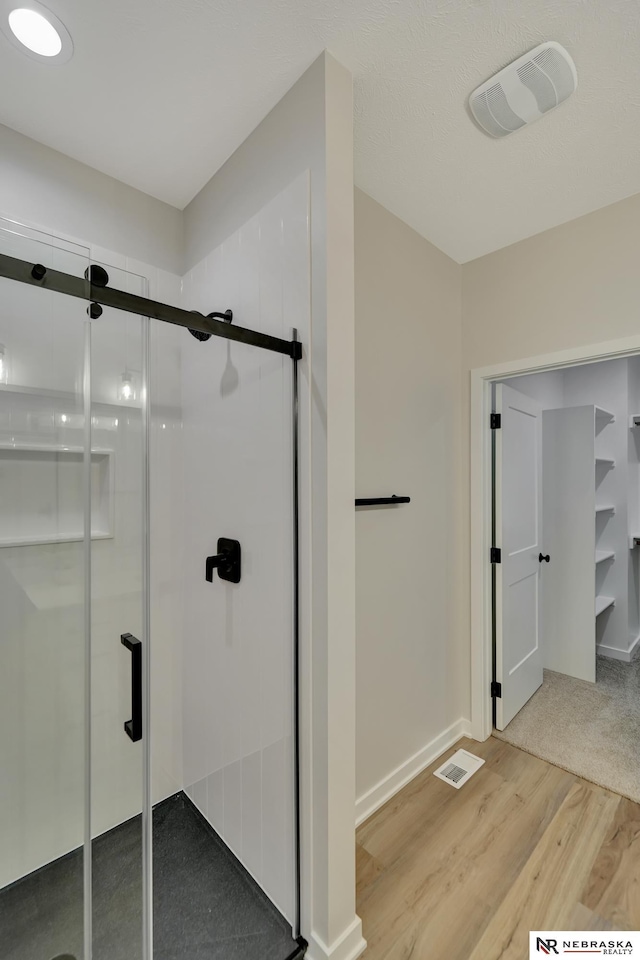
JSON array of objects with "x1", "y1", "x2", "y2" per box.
[{"x1": 0, "y1": 0, "x2": 639, "y2": 261}]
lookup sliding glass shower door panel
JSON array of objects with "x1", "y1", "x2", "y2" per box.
[
  {"x1": 0, "y1": 222, "x2": 149, "y2": 960},
  {"x1": 88, "y1": 262, "x2": 148, "y2": 960},
  {"x1": 0, "y1": 223, "x2": 91, "y2": 960}
]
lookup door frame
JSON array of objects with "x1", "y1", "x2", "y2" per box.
[{"x1": 470, "y1": 333, "x2": 640, "y2": 742}]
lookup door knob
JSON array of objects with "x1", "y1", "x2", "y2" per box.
[{"x1": 539, "y1": 553, "x2": 550, "y2": 563}]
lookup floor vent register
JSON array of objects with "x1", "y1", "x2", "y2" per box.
[{"x1": 433, "y1": 749, "x2": 485, "y2": 789}]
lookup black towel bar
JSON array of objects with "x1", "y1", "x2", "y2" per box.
[{"x1": 355, "y1": 495, "x2": 410, "y2": 506}]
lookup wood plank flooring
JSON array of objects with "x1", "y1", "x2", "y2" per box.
[{"x1": 356, "y1": 737, "x2": 640, "y2": 960}]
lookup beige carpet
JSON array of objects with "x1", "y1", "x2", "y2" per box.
[{"x1": 494, "y1": 656, "x2": 640, "y2": 803}]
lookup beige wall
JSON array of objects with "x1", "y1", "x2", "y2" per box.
[
  {"x1": 354, "y1": 190, "x2": 467, "y2": 812},
  {"x1": 0, "y1": 123, "x2": 182, "y2": 273},
  {"x1": 462, "y1": 192, "x2": 640, "y2": 369},
  {"x1": 355, "y1": 187, "x2": 640, "y2": 822}
]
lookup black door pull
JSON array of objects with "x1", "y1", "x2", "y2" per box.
[
  {"x1": 121, "y1": 633, "x2": 142, "y2": 742},
  {"x1": 539, "y1": 553, "x2": 550, "y2": 563},
  {"x1": 206, "y1": 538, "x2": 241, "y2": 584}
]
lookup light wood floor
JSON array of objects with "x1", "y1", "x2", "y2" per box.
[{"x1": 356, "y1": 737, "x2": 640, "y2": 960}]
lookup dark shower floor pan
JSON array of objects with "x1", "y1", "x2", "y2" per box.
[{"x1": 0, "y1": 792, "x2": 305, "y2": 960}]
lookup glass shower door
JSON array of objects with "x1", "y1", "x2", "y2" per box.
[
  {"x1": 0, "y1": 223, "x2": 92, "y2": 960},
  {"x1": 0, "y1": 222, "x2": 148, "y2": 960},
  {"x1": 88, "y1": 261, "x2": 148, "y2": 960}
]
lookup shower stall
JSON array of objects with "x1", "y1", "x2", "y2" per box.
[{"x1": 0, "y1": 198, "x2": 306, "y2": 960}]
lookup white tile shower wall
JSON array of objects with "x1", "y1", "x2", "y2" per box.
[{"x1": 181, "y1": 174, "x2": 310, "y2": 923}]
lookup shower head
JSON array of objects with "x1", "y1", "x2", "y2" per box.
[
  {"x1": 188, "y1": 309, "x2": 233, "y2": 341},
  {"x1": 189, "y1": 327, "x2": 212, "y2": 342}
]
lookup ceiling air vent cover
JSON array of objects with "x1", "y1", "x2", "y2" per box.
[{"x1": 469, "y1": 41, "x2": 578, "y2": 138}]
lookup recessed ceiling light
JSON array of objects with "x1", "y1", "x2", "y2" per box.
[
  {"x1": 9, "y1": 8, "x2": 61, "y2": 55},
  {"x1": 0, "y1": 1, "x2": 73, "y2": 63}
]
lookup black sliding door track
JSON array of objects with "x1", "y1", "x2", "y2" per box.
[{"x1": 0, "y1": 253, "x2": 301, "y2": 360}]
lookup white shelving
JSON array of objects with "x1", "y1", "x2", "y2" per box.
[
  {"x1": 595, "y1": 549, "x2": 615, "y2": 564},
  {"x1": 595, "y1": 406, "x2": 615, "y2": 424},
  {"x1": 595, "y1": 595, "x2": 615, "y2": 616},
  {"x1": 543, "y1": 364, "x2": 637, "y2": 666},
  {"x1": 543, "y1": 400, "x2": 623, "y2": 681},
  {"x1": 543, "y1": 404, "x2": 600, "y2": 682},
  {"x1": 594, "y1": 404, "x2": 617, "y2": 633}
]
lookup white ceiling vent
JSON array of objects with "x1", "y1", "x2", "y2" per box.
[
  {"x1": 469, "y1": 41, "x2": 578, "y2": 138},
  {"x1": 433, "y1": 749, "x2": 485, "y2": 789}
]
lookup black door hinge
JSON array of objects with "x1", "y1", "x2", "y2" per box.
[
  {"x1": 491, "y1": 681, "x2": 502, "y2": 698},
  {"x1": 490, "y1": 546, "x2": 501, "y2": 563},
  {"x1": 490, "y1": 413, "x2": 501, "y2": 429}
]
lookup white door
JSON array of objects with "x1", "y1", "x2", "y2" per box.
[{"x1": 494, "y1": 383, "x2": 544, "y2": 729}]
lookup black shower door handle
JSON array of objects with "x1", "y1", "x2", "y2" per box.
[{"x1": 121, "y1": 633, "x2": 142, "y2": 742}]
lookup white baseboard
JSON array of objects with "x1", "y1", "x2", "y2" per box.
[
  {"x1": 355, "y1": 718, "x2": 472, "y2": 827},
  {"x1": 305, "y1": 917, "x2": 366, "y2": 960},
  {"x1": 597, "y1": 634, "x2": 640, "y2": 662}
]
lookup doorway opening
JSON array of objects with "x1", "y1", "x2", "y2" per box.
[{"x1": 471, "y1": 339, "x2": 640, "y2": 804}]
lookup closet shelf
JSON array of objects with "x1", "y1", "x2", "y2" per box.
[
  {"x1": 595, "y1": 407, "x2": 615, "y2": 424},
  {"x1": 595, "y1": 505, "x2": 616, "y2": 515},
  {"x1": 595, "y1": 550, "x2": 615, "y2": 564},
  {"x1": 595, "y1": 457, "x2": 615, "y2": 467},
  {"x1": 595, "y1": 595, "x2": 615, "y2": 616}
]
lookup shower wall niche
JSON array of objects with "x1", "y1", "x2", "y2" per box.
[{"x1": 0, "y1": 442, "x2": 113, "y2": 547}]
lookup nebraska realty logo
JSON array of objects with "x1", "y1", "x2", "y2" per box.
[{"x1": 530, "y1": 933, "x2": 640, "y2": 957}]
